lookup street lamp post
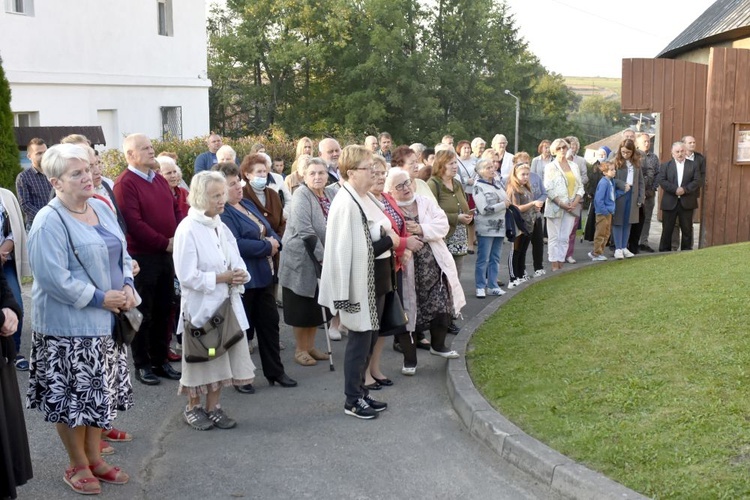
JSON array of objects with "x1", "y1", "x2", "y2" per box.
[{"x1": 504, "y1": 89, "x2": 520, "y2": 153}]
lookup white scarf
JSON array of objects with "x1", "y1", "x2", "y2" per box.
[{"x1": 187, "y1": 207, "x2": 233, "y2": 281}]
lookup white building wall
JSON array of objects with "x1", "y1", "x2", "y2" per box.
[{"x1": 0, "y1": 0, "x2": 211, "y2": 149}]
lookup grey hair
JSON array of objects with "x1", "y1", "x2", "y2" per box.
[
  {"x1": 122, "y1": 133, "x2": 148, "y2": 156},
  {"x1": 216, "y1": 145, "x2": 237, "y2": 161},
  {"x1": 475, "y1": 158, "x2": 494, "y2": 174},
  {"x1": 156, "y1": 155, "x2": 182, "y2": 177},
  {"x1": 410, "y1": 143, "x2": 426, "y2": 156},
  {"x1": 41, "y1": 143, "x2": 90, "y2": 180},
  {"x1": 384, "y1": 166, "x2": 410, "y2": 193},
  {"x1": 471, "y1": 137, "x2": 486, "y2": 149},
  {"x1": 304, "y1": 157, "x2": 328, "y2": 176},
  {"x1": 671, "y1": 141, "x2": 686, "y2": 150},
  {"x1": 187, "y1": 171, "x2": 226, "y2": 210}
]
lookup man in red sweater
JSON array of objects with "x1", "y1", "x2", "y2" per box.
[{"x1": 114, "y1": 133, "x2": 184, "y2": 385}]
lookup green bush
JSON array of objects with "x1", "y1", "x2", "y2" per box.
[
  {"x1": 0, "y1": 56, "x2": 21, "y2": 193},
  {"x1": 100, "y1": 132, "x2": 299, "y2": 184}
]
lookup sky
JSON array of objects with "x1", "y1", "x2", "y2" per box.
[{"x1": 506, "y1": 0, "x2": 718, "y2": 78}]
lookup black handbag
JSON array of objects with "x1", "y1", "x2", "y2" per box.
[
  {"x1": 380, "y1": 288, "x2": 407, "y2": 336},
  {"x1": 113, "y1": 308, "x2": 143, "y2": 347},
  {"x1": 182, "y1": 297, "x2": 244, "y2": 363}
]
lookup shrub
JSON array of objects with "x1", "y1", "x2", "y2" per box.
[{"x1": 0, "y1": 56, "x2": 21, "y2": 192}]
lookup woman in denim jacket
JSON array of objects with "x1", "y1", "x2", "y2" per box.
[{"x1": 27, "y1": 144, "x2": 136, "y2": 494}]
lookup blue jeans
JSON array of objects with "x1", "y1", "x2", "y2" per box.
[
  {"x1": 613, "y1": 190, "x2": 632, "y2": 250},
  {"x1": 475, "y1": 235, "x2": 504, "y2": 290},
  {"x1": 3, "y1": 261, "x2": 23, "y2": 353}
]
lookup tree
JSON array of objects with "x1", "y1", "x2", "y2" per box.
[
  {"x1": 0, "y1": 55, "x2": 20, "y2": 192},
  {"x1": 570, "y1": 95, "x2": 629, "y2": 145}
]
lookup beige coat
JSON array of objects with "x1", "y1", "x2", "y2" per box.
[{"x1": 0, "y1": 188, "x2": 31, "y2": 279}]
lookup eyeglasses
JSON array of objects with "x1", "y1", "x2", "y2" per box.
[
  {"x1": 354, "y1": 164, "x2": 374, "y2": 172},
  {"x1": 372, "y1": 170, "x2": 387, "y2": 177},
  {"x1": 515, "y1": 162, "x2": 529, "y2": 168},
  {"x1": 557, "y1": 146, "x2": 568, "y2": 151},
  {"x1": 394, "y1": 179, "x2": 412, "y2": 191}
]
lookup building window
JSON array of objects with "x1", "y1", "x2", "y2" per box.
[
  {"x1": 4, "y1": 0, "x2": 34, "y2": 15},
  {"x1": 157, "y1": 0, "x2": 173, "y2": 37},
  {"x1": 161, "y1": 106, "x2": 182, "y2": 140},
  {"x1": 13, "y1": 112, "x2": 39, "y2": 127}
]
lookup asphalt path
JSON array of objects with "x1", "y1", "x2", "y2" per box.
[{"x1": 14, "y1": 243, "x2": 566, "y2": 500}]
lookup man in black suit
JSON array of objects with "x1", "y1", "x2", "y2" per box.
[
  {"x1": 658, "y1": 141, "x2": 702, "y2": 252},
  {"x1": 671, "y1": 135, "x2": 706, "y2": 249}
]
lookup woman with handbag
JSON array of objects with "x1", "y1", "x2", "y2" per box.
[
  {"x1": 318, "y1": 145, "x2": 399, "y2": 420},
  {"x1": 215, "y1": 162, "x2": 296, "y2": 390},
  {"x1": 543, "y1": 138, "x2": 584, "y2": 271},
  {"x1": 27, "y1": 144, "x2": 136, "y2": 494},
  {"x1": 173, "y1": 171, "x2": 256, "y2": 431},
  {"x1": 385, "y1": 168, "x2": 466, "y2": 375}
]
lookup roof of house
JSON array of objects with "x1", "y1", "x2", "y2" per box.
[
  {"x1": 583, "y1": 129, "x2": 639, "y2": 152},
  {"x1": 658, "y1": 0, "x2": 750, "y2": 58},
  {"x1": 14, "y1": 126, "x2": 107, "y2": 148}
]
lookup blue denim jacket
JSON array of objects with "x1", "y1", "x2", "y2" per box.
[{"x1": 28, "y1": 198, "x2": 133, "y2": 337}]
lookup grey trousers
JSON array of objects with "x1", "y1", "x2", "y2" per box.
[
  {"x1": 344, "y1": 296, "x2": 384, "y2": 404},
  {"x1": 639, "y1": 195, "x2": 656, "y2": 246}
]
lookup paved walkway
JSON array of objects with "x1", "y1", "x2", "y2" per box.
[{"x1": 13, "y1": 211, "x2": 688, "y2": 499}]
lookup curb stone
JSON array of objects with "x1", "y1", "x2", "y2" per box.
[{"x1": 447, "y1": 264, "x2": 651, "y2": 500}]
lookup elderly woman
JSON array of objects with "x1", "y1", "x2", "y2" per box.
[
  {"x1": 544, "y1": 138, "x2": 584, "y2": 271},
  {"x1": 173, "y1": 171, "x2": 256, "y2": 431},
  {"x1": 241, "y1": 154, "x2": 285, "y2": 238},
  {"x1": 385, "y1": 168, "x2": 465, "y2": 375},
  {"x1": 471, "y1": 137, "x2": 486, "y2": 159},
  {"x1": 279, "y1": 157, "x2": 335, "y2": 365},
  {"x1": 612, "y1": 139, "x2": 644, "y2": 259},
  {"x1": 391, "y1": 145, "x2": 436, "y2": 202},
  {"x1": 214, "y1": 163, "x2": 296, "y2": 390},
  {"x1": 363, "y1": 156, "x2": 424, "y2": 389},
  {"x1": 156, "y1": 155, "x2": 190, "y2": 219},
  {"x1": 473, "y1": 158, "x2": 508, "y2": 298},
  {"x1": 531, "y1": 140, "x2": 552, "y2": 180},
  {"x1": 319, "y1": 145, "x2": 399, "y2": 420},
  {"x1": 27, "y1": 144, "x2": 136, "y2": 494},
  {"x1": 428, "y1": 150, "x2": 472, "y2": 278},
  {"x1": 284, "y1": 154, "x2": 312, "y2": 195},
  {"x1": 216, "y1": 144, "x2": 238, "y2": 165}
]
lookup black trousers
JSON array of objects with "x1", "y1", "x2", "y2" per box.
[
  {"x1": 241, "y1": 285, "x2": 284, "y2": 379},
  {"x1": 659, "y1": 202, "x2": 695, "y2": 251},
  {"x1": 131, "y1": 253, "x2": 174, "y2": 369},
  {"x1": 344, "y1": 296, "x2": 384, "y2": 405},
  {"x1": 627, "y1": 205, "x2": 645, "y2": 254},
  {"x1": 530, "y1": 217, "x2": 544, "y2": 271}
]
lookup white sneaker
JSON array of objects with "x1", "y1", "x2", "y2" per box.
[
  {"x1": 566, "y1": 256, "x2": 576, "y2": 264},
  {"x1": 507, "y1": 280, "x2": 520, "y2": 289},
  {"x1": 533, "y1": 269, "x2": 546, "y2": 277},
  {"x1": 488, "y1": 288, "x2": 506, "y2": 296},
  {"x1": 614, "y1": 249, "x2": 624, "y2": 259},
  {"x1": 401, "y1": 366, "x2": 416, "y2": 376},
  {"x1": 327, "y1": 325, "x2": 342, "y2": 341},
  {"x1": 588, "y1": 252, "x2": 607, "y2": 261},
  {"x1": 623, "y1": 248, "x2": 635, "y2": 258},
  {"x1": 475, "y1": 288, "x2": 486, "y2": 298}
]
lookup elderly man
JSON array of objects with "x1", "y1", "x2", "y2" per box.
[
  {"x1": 319, "y1": 137, "x2": 342, "y2": 186},
  {"x1": 114, "y1": 133, "x2": 183, "y2": 385},
  {"x1": 15, "y1": 138, "x2": 50, "y2": 230},
  {"x1": 441, "y1": 134, "x2": 454, "y2": 146},
  {"x1": 671, "y1": 135, "x2": 706, "y2": 249},
  {"x1": 636, "y1": 133, "x2": 659, "y2": 252},
  {"x1": 194, "y1": 133, "x2": 223, "y2": 173},
  {"x1": 657, "y1": 141, "x2": 701, "y2": 252},
  {"x1": 364, "y1": 135, "x2": 379, "y2": 152}
]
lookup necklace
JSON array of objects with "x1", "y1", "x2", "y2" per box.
[{"x1": 59, "y1": 199, "x2": 89, "y2": 215}]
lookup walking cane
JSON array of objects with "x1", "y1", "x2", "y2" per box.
[{"x1": 302, "y1": 236, "x2": 334, "y2": 371}]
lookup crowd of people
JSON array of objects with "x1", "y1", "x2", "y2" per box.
[{"x1": 0, "y1": 128, "x2": 705, "y2": 498}]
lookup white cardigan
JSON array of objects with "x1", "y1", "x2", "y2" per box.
[
  {"x1": 173, "y1": 217, "x2": 250, "y2": 335},
  {"x1": 318, "y1": 184, "x2": 379, "y2": 332},
  {"x1": 401, "y1": 195, "x2": 466, "y2": 331}
]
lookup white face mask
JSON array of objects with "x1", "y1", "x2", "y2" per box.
[{"x1": 396, "y1": 196, "x2": 415, "y2": 207}]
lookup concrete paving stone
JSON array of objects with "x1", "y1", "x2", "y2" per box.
[{"x1": 501, "y1": 434, "x2": 574, "y2": 486}]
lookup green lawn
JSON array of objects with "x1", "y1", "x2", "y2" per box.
[
  {"x1": 468, "y1": 243, "x2": 750, "y2": 499},
  {"x1": 564, "y1": 76, "x2": 621, "y2": 98}
]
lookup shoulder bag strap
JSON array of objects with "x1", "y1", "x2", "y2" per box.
[{"x1": 51, "y1": 206, "x2": 101, "y2": 290}]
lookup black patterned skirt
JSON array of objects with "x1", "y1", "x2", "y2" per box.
[
  {"x1": 413, "y1": 244, "x2": 453, "y2": 331},
  {"x1": 26, "y1": 332, "x2": 134, "y2": 428}
]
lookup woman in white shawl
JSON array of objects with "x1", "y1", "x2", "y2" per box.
[
  {"x1": 318, "y1": 145, "x2": 399, "y2": 421},
  {"x1": 173, "y1": 172, "x2": 255, "y2": 431},
  {"x1": 385, "y1": 168, "x2": 466, "y2": 375}
]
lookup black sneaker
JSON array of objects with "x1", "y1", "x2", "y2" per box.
[
  {"x1": 363, "y1": 395, "x2": 387, "y2": 412},
  {"x1": 344, "y1": 398, "x2": 378, "y2": 419}
]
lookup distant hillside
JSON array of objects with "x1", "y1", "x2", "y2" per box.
[{"x1": 564, "y1": 76, "x2": 621, "y2": 100}]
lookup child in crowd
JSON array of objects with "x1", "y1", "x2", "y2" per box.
[
  {"x1": 589, "y1": 161, "x2": 616, "y2": 261},
  {"x1": 506, "y1": 153, "x2": 543, "y2": 287}
]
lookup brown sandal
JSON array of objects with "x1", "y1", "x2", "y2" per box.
[
  {"x1": 294, "y1": 351, "x2": 317, "y2": 366},
  {"x1": 308, "y1": 348, "x2": 330, "y2": 361},
  {"x1": 64, "y1": 464, "x2": 102, "y2": 495}
]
